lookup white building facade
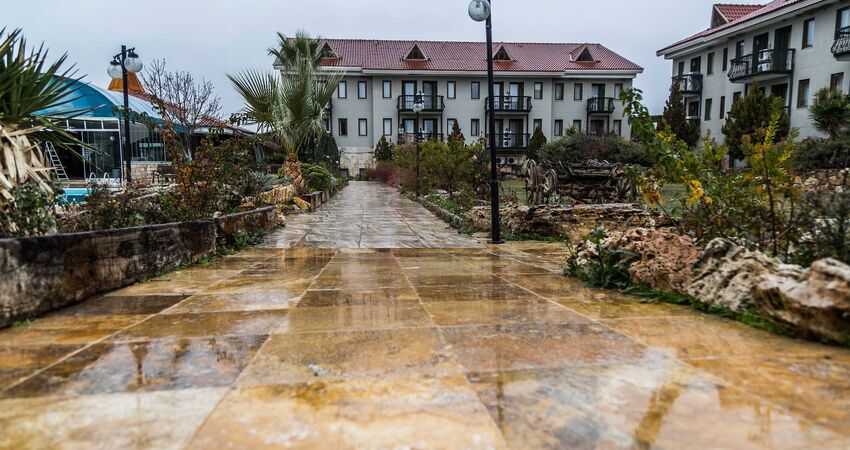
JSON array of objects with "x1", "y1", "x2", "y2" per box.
[
  {"x1": 277, "y1": 39, "x2": 643, "y2": 177},
  {"x1": 658, "y1": 0, "x2": 850, "y2": 142}
]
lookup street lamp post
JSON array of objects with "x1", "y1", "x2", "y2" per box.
[
  {"x1": 412, "y1": 90, "x2": 425, "y2": 198},
  {"x1": 107, "y1": 46, "x2": 143, "y2": 183},
  {"x1": 469, "y1": 0, "x2": 502, "y2": 244}
]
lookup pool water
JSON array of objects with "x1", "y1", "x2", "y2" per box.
[{"x1": 59, "y1": 188, "x2": 91, "y2": 204}]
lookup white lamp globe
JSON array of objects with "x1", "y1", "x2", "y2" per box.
[
  {"x1": 107, "y1": 61, "x2": 123, "y2": 79},
  {"x1": 468, "y1": 0, "x2": 491, "y2": 22},
  {"x1": 124, "y1": 51, "x2": 143, "y2": 73},
  {"x1": 412, "y1": 90, "x2": 425, "y2": 113}
]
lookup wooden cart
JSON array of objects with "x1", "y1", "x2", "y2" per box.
[{"x1": 523, "y1": 159, "x2": 637, "y2": 205}]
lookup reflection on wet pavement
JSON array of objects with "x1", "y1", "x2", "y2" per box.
[{"x1": 2, "y1": 181, "x2": 850, "y2": 449}]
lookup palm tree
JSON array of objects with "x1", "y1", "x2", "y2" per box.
[
  {"x1": 0, "y1": 28, "x2": 84, "y2": 201},
  {"x1": 810, "y1": 87, "x2": 850, "y2": 139},
  {"x1": 229, "y1": 32, "x2": 342, "y2": 187}
]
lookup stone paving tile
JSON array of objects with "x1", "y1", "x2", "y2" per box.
[
  {"x1": 51, "y1": 295, "x2": 187, "y2": 317},
  {"x1": 2, "y1": 335, "x2": 266, "y2": 398},
  {"x1": 0, "y1": 315, "x2": 144, "y2": 346},
  {"x1": 189, "y1": 376, "x2": 508, "y2": 450},
  {"x1": 297, "y1": 287, "x2": 420, "y2": 308},
  {"x1": 109, "y1": 311, "x2": 288, "y2": 342},
  {"x1": 416, "y1": 283, "x2": 540, "y2": 303},
  {"x1": 164, "y1": 293, "x2": 299, "y2": 313},
  {"x1": 237, "y1": 328, "x2": 460, "y2": 386},
  {"x1": 275, "y1": 304, "x2": 432, "y2": 334},
  {"x1": 424, "y1": 300, "x2": 590, "y2": 327},
  {"x1": 0, "y1": 388, "x2": 226, "y2": 450},
  {"x1": 0, "y1": 344, "x2": 84, "y2": 390}
]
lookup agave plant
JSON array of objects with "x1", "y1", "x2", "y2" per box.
[
  {"x1": 810, "y1": 87, "x2": 850, "y2": 139},
  {"x1": 0, "y1": 27, "x2": 84, "y2": 199}
]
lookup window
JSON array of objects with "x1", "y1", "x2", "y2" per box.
[
  {"x1": 338, "y1": 118, "x2": 348, "y2": 136},
  {"x1": 719, "y1": 96, "x2": 726, "y2": 120},
  {"x1": 614, "y1": 83, "x2": 623, "y2": 98},
  {"x1": 574, "y1": 83, "x2": 583, "y2": 101},
  {"x1": 612, "y1": 120, "x2": 622, "y2": 136},
  {"x1": 573, "y1": 120, "x2": 582, "y2": 131},
  {"x1": 534, "y1": 82, "x2": 543, "y2": 99},
  {"x1": 533, "y1": 118, "x2": 542, "y2": 132},
  {"x1": 471, "y1": 119, "x2": 480, "y2": 137},
  {"x1": 831, "y1": 72, "x2": 845, "y2": 92},
  {"x1": 554, "y1": 120, "x2": 564, "y2": 136},
  {"x1": 677, "y1": 61, "x2": 685, "y2": 76},
  {"x1": 447, "y1": 81, "x2": 456, "y2": 99},
  {"x1": 358, "y1": 118, "x2": 368, "y2": 136},
  {"x1": 338, "y1": 81, "x2": 347, "y2": 98},
  {"x1": 357, "y1": 81, "x2": 367, "y2": 99},
  {"x1": 803, "y1": 18, "x2": 815, "y2": 48},
  {"x1": 704, "y1": 98, "x2": 713, "y2": 121},
  {"x1": 471, "y1": 81, "x2": 480, "y2": 99},
  {"x1": 722, "y1": 48, "x2": 729, "y2": 72},
  {"x1": 688, "y1": 101, "x2": 700, "y2": 118},
  {"x1": 838, "y1": 7, "x2": 850, "y2": 38},
  {"x1": 383, "y1": 118, "x2": 392, "y2": 136},
  {"x1": 382, "y1": 81, "x2": 392, "y2": 98},
  {"x1": 555, "y1": 83, "x2": 564, "y2": 100},
  {"x1": 797, "y1": 79, "x2": 810, "y2": 108},
  {"x1": 447, "y1": 118, "x2": 457, "y2": 133},
  {"x1": 690, "y1": 56, "x2": 701, "y2": 73},
  {"x1": 733, "y1": 91, "x2": 742, "y2": 103},
  {"x1": 707, "y1": 53, "x2": 715, "y2": 75},
  {"x1": 735, "y1": 40, "x2": 745, "y2": 59}
]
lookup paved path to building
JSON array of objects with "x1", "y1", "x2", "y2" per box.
[
  {"x1": 262, "y1": 181, "x2": 481, "y2": 248},
  {"x1": 1, "y1": 184, "x2": 850, "y2": 449}
]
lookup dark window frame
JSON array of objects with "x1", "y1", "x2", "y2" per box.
[
  {"x1": 704, "y1": 98, "x2": 713, "y2": 121},
  {"x1": 382, "y1": 80, "x2": 392, "y2": 99},
  {"x1": 573, "y1": 83, "x2": 583, "y2": 101},
  {"x1": 338, "y1": 81, "x2": 347, "y2": 99},
  {"x1": 707, "y1": 52, "x2": 715, "y2": 75},
  {"x1": 358, "y1": 118, "x2": 368, "y2": 136},
  {"x1": 722, "y1": 48, "x2": 729, "y2": 72},
  {"x1": 383, "y1": 118, "x2": 392, "y2": 136},
  {"x1": 471, "y1": 81, "x2": 481, "y2": 99},
  {"x1": 831, "y1": 72, "x2": 845, "y2": 92},
  {"x1": 554, "y1": 119, "x2": 564, "y2": 136},
  {"x1": 803, "y1": 18, "x2": 816, "y2": 48},
  {"x1": 357, "y1": 80, "x2": 367, "y2": 99},
  {"x1": 719, "y1": 96, "x2": 726, "y2": 120},
  {"x1": 797, "y1": 79, "x2": 810, "y2": 108},
  {"x1": 533, "y1": 118, "x2": 542, "y2": 132},
  {"x1": 555, "y1": 83, "x2": 565, "y2": 101},
  {"x1": 471, "y1": 118, "x2": 480, "y2": 136},
  {"x1": 447, "y1": 118, "x2": 457, "y2": 133},
  {"x1": 447, "y1": 81, "x2": 456, "y2": 99},
  {"x1": 612, "y1": 120, "x2": 622, "y2": 136},
  {"x1": 338, "y1": 118, "x2": 348, "y2": 136},
  {"x1": 534, "y1": 82, "x2": 543, "y2": 99},
  {"x1": 573, "y1": 119, "x2": 582, "y2": 132}
]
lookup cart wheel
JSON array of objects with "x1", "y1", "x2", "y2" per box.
[{"x1": 542, "y1": 169, "x2": 558, "y2": 197}]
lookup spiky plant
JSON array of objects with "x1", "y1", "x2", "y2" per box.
[
  {"x1": 0, "y1": 28, "x2": 84, "y2": 204},
  {"x1": 810, "y1": 87, "x2": 850, "y2": 139}
]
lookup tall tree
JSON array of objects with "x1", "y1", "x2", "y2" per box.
[
  {"x1": 142, "y1": 59, "x2": 222, "y2": 159},
  {"x1": 526, "y1": 125, "x2": 547, "y2": 160},
  {"x1": 448, "y1": 120, "x2": 465, "y2": 143},
  {"x1": 722, "y1": 83, "x2": 790, "y2": 160},
  {"x1": 374, "y1": 135, "x2": 392, "y2": 161},
  {"x1": 267, "y1": 30, "x2": 323, "y2": 68},
  {"x1": 660, "y1": 82, "x2": 700, "y2": 148}
]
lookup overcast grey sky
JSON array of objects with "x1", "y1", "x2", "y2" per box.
[{"x1": 6, "y1": 0, "x2": 728, "y2": 115}]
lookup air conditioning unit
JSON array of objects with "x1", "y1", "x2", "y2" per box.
[
  {"x1": 507, "y1": 157, "x2": 516, "y2": 164},
  {"x1": 496, "y1": 157, "x2": 504, "y2": 165}
]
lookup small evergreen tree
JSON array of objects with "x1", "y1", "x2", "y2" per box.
[
  {"x1": 722, "y1": 83, "x2": 790, "y2": 160},
  {"x1": 448, "y1": 120, "x2": 465, "y2": 143},
  {"x1": 526, "y1": 126, "x2": 547, "y2": 160},
  {"x1": 374, "y1": 135, "x2": 392, "y2": 161},
  {"x1": 661, "y1": 82, "x2": 700, "y2": 148},
  {"x1": 809, "y1": 87, "x2": 850, "y2": 139}
]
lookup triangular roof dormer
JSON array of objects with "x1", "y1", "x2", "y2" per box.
[
  {"x1": 575, "y1": 46, "x2": 596, "y2": 63},
  {"x1": 493, "y1": 44, "x2": 513, "y2": 62},
  {"x1": 317, "y1": 42, "x2": 340, "y2": 59},
  {"x1": 403, "y1": 43, "x2": 428, "y2": 61}
]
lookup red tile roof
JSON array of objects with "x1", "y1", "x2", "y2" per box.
[
  {"x1": 313, "y1": 39, "x2": 642, "y2": 73},
  {"x1": 660, "y1": 0, "x2": 806, "y2": 54},
  {"x1": 715, "y1": 3, "x2": 765, "y2": 23}
]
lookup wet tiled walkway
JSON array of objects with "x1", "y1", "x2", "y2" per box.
[
  {"x1": 2, "y1": 185, "x2": 850, "y2": 449},
  {"x1": 262, "y1": 181, "x2": 481, "y2": 248}
]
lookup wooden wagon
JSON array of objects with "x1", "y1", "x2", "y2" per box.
[{"x1": 523, "y1": 159, "x2": 637, "y2": 205}]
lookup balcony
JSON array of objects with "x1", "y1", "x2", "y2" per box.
[
  {"x1": 485, "y1": 96, "x2": 533, "y2": 113},
  {"x1": 832, "y1": 26, "x2": 850, "y2": 59},
  {"x1": 672, "y1": 73, "x2": 703, "y2": 96},
  {"x1": 727, "y1": 49, "x2": 794, "y2": 83},
  {"x1": 397, "y1": 95, "x2": 444, "y2": 112},
  {"x1": 397, "y1": 132, "x2": 444, "y2": 144},
  {"x1": 486, "y1": 132, "x2": 530, "y2": 149},
  {"x1": 586, "y1": 97, "x2": 616, "y2": 114}
]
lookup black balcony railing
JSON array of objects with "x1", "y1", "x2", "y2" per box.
[
  {"x1": 832, "y1": 26, "x2": 850, "y2": 58},
  {"x1": 397, "y1": 95, "x2": 445, "y2": 112},
  {"x1": 486, "y1": 132, "x2": 530, "y2": 149},
  {"x1": 397, "y1": 132, "x2": 444, "y2": 144},
  {"x1": 586, "y1": 97, "x2": 616, "y2": 114},
  {"x1": 485, "y1": 96, "x2": 533, "y2": 113},
  {"x1": 728, "y1": 48, "x2": 794, "y2": 82},
  {"x1": 672, "y1": 73, "x2": 703, "y2": 95}
]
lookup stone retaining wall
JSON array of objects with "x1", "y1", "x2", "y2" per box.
[
  {"x1": 417, "y1": 197, "x2": 469, "y2": 230},
  {"x1": 0, "y1": 207, "x2": 276, "y2": 328}
]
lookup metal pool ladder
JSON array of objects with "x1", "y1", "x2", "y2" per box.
[{"x1": 43, "y1": 142, "x2": 69, "y2": 182}]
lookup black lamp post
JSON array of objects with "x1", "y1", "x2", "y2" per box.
[
  {"x1": 469, "y1": 0, "x2": 501, "y2": 243},
  {"x1": 413, "y1": 90, "x2": 425, "y2": 198},
  {"x1": 107, "y1": 46, "x2": 143, "y2": 183}
]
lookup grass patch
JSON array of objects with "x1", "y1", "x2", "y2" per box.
[
  {"x1": 12, "y1": 318, "x2": 35, "y2": 328},
  {"x1": 425, "y1": 195, "x2": 469, "y2": 217},
  {"x1": 504, "y1": 231, "x2": 568, "y2": 243}
]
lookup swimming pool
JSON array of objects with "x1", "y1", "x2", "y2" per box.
[{"x1": 59, "y1": 188, "x2": 91, "y2": 204}]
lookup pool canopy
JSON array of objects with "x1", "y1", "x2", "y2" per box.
[{"x1": 38, "y1": 77, "x2": 164, "y2": 124}]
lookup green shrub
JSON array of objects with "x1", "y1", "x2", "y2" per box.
[
  {"x1": 374, "y1": 135, "x2": 393, "y2": 161},
  {"x1": 794, "y1": 137, "x2": 850, "y2": 171},
  {"x1": 0, "y1": 181, "x2": 57, "y2": 238},
  {"x1": 527, "y1": 126, "x2": 547, "y2": 160},
  {"x1": 661, "y1": 82, "x2": 700, "y2": 148},
  {"x1": 722, "y1": 83, "x2": 790, "y2": 160},
  {"x1": 301, "y1": 163, "x2": 333, "y2": 192},
  {"x1": 809, "y1": 87, "x2": 850, "y2": 139},
  {"x1": 538, "y1": 133, "x2": 649, "y2": 166}
]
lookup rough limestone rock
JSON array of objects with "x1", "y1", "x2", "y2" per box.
[
  {"x1": 293, "y1": 197, "x2": 310, "y2": 211},
  {"x1": 609, "y1": 228, "x2": 701, "y2": 294},
  {"x1": 754, "y1": 258, "x2": 850, "y2": 343},
  {"x1": 258, "y1": 184, "x2": 297, "y2": 206},
  {"x1": 467, "y1": 203, "x2": 667, "y2": 242},
  {"x1": 687, "y1": 239, "x2": 804, "y2": 313}
]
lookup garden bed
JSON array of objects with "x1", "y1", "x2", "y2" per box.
[{"x1": 0, "y1": 207, "x2": 276, "y2": 328}]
